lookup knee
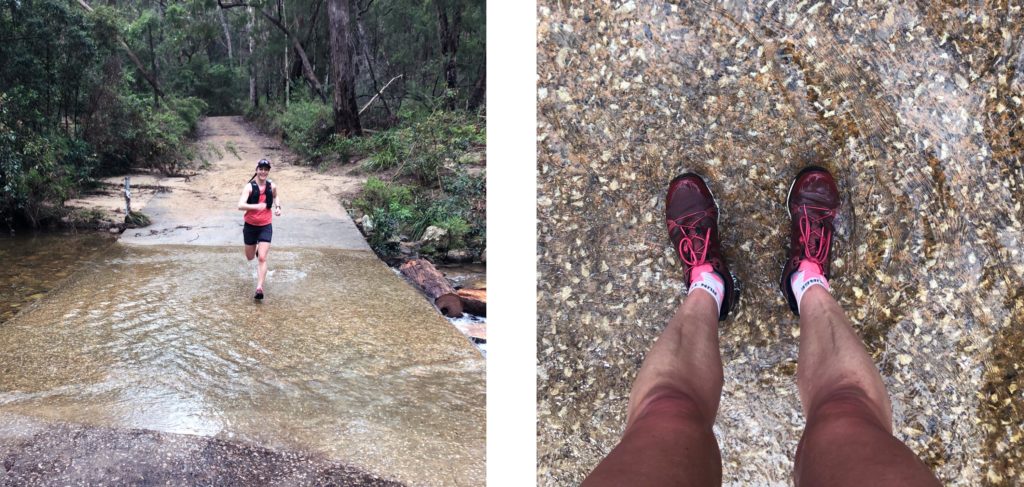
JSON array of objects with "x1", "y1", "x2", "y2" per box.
[
  {"x1": 629, "y1": 386, "x2": 712, "y2": 432},
  {"x1": 806, "y1": 386, "x2": 888, "y2": 427},
  {"x1": 795, "y1": 388, "x2": 938, "y2": 486},
  {"x1": 257, "y1": 252, "x2": 268, "y2": 263},
  {"x1": 805, "y1": 387, "x2": 890, "y2": 438}
]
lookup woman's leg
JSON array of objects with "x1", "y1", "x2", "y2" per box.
[
  {"x1": 255, "y1": 241, "x2": 271, "y2": 290},
  {"x1": 583, "y1": 291, "x2": 723, "y2": 487},
  {"x1": 793, "y1": 286, "x2": 940, "y2": 486},
  {"x1": 244, "y1": 244, "x2": 257, "y2": 261}
]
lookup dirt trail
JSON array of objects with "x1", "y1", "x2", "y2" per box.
[{"x1": 71, "y1": 116, "x2": 368, "y2": 249}]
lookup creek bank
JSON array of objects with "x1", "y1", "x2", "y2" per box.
[
  {"x1": 363, "y1": 222, "x2": 487, "y2": 348},
  {"x1": 345, "y1": 176, "x2": 487, "y2": 348},
  {"x1": 391, "y1": 256, "x2": 487, "y2": 351},
  {"x1": 60, "y1": 172, "x2": 187, "y2": 234}
]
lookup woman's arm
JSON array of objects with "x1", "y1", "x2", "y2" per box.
[{"x1": 238, "y1": 185, "x2": 261, "y2": 211}]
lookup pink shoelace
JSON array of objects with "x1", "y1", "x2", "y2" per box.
[
  {"x1": 797, "y1": 205, "x2": 835, "y2": 265},
  {"x1": 667, "y1": 209, "x2": 714, "y2": 266}
]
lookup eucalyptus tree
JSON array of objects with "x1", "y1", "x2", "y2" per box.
[{"x1": 327, "y1": 0, "x2": 360, "y2": 135}]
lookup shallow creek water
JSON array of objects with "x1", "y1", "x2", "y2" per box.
[
  {"x1": 0, "y1": 233, "x2": 115, "y2": 323},
  {"x1": 0, "y1": 243, "x2": 484, "y2": 485},
  {"x1": 538, "y1": 1, "x2": 1024, "y2": 485}
]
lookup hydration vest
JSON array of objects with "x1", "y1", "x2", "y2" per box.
[{"x1": 247, "y1": 180, "x2": 274, "y2": 209}]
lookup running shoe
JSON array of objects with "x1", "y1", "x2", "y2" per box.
[
  {"x1": 780, "y1": 166, "x2": 840, "y2": 315},
  {"x1": 665, "y1": 173, "x2": 737, "y2": 321}
]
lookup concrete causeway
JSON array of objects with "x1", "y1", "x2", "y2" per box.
[{"x1": 0, "y1": 117, "x2": 484, "y2": 486}]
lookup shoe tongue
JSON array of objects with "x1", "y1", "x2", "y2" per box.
[
  {"x1": 689, "y1": 263, "x2": 721, "y2": 284},
  {"x1": 797, "y1": 259, "x2": 823, "y2": 275}
]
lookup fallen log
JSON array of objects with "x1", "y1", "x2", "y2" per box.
[
  {"x1": 399, "y1": 259, "x2": 463, "y2": 317},
  {"x1": 455, "y1": 288, "x2": 486, "y2": 317}
]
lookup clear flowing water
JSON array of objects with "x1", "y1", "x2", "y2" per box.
[
  {"x1": 0, "y1": 233, "x2": 115, "y2": 324},
  {"x1": 538, "y1": 1, "x2": 1024, "y2": 485},
  {"x1": 0, "y1": 244, "x2": 484, "y2": 486}
]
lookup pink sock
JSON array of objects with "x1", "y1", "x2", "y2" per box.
[
  {"x1": 688, "y1": 263, "x2": 724, "y2": 312},
  {"x1": 790, "y1": 260, "x2": 829, "y2": 313}
]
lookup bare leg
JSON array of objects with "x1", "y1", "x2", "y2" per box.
[
  {"x1": 793, "y1": 286, "x2": 940, "y2": 486},
  {"x1": 244, "y1": 244, "x2": 257, "y2": 261},
  {"x1": 255, "y1": 241, "x2": 271, "y2": 290},
  {"x1": 583, "y1": 291, "x2": 722, "y2": 487}
]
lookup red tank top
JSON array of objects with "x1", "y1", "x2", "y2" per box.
[{"x1": 244, "y1": 186, "x2": 273, "y2": 226}]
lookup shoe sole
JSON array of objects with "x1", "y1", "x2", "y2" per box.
[
  {"x1": 669, "y1": 172, "x2": 720, "y2": 226},
  {"x1": 785, "y1": 165, "x2": 830, "y2": 219}
]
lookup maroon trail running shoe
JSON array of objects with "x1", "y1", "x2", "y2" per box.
[
  {"x1": 780, "y1": 166, "x2": 840, "y2": 316},
  {"x1": 665, "y1": 173, "x2": 737, "y2": 321}
]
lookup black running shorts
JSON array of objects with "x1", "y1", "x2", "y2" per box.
[{"x1": 243, "y1": 223, "x2": 273, "y2": 245}]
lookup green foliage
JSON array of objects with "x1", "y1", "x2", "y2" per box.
[
  {"x1": 353, "y1": 177, "x2": 413, "y2": 215},
  {"x1": 125, "y1": 210, "x2": 151, "y2": 227},
  {"x1": 172, "y1": 61, "x2": 245, "y2": 116},
  {"x1": 352, "y1": 177, "x2": 415, "y2": 258},
  {"x1": 352, "y1": 168, "x2": 484, "y2": 258},
  {"x1": 0, "y1": 0, "x2": 486, "y2": 232},
  {"x1": 2, "y1": 129, "x2": 90, "y2": 228},
  {"x1": 415, "y1": 169, "x2": 484, "y2": 246},
  {"x1": 339, "y1": 106, "x2": 485, "y2": 259},
  {"x1": 0, "y1": 0, "x2": 221, "y2": 227},
  {"x1": 365, "y1": 0, "x2": 486, "y2": 111},
  {"x1": 360, "y1": 130, "x2": 408, "y2": 171},
  {"x1": 278, "y1": 101, "x2": 333, "y2": 159},
  {"x1": 166, "y1": 96, "x2": 206, "y2": 134},
  {"x1": 87, "y1": 93, "x2": 207, "y2": 176},
  {"x1": 437, "y1": 216, "x2": 470, "y2": 247},
  {"x1": 124, "y1": 3, "x2": 246, "y2": 115},
  {"x1": 321, "y1": 135, "x2": 357, "y2": 165},
  {"x1": 401, "y1": 110, "x2": 485, "y2": 184}
]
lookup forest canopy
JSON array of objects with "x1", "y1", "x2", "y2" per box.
[{"x1": 0, "y1": 0, "x2": 485, "y2": 231}]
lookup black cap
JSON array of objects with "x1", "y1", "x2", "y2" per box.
[{"x1": 256, "y1": 159, "x2": 271, "y2": 169}]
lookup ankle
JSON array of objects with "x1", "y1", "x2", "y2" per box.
[
  {"x1": 790, "y1": 260, "x2": 830, "y2": 313},
  {"x1": 688, "y1": 264, "x2": 724, "y2": 313}
]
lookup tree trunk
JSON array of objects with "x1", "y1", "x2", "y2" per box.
[
  {"x1": 435, "y1": 0, "x2": 460, "y2": 108},
  {"x1": 455, "y1": 288, "x2": 485, "y2": 317},
  {"x1": 327, "y1": 0, "x2": 361, "y2": 135},
  {"x1": 399, "y1": 259, "x2": 463, "y2": 317},
  {"x1": 147, "y1": 23, "x2": 159, "y2": 108},
  {"x1": 247, "y1": 5, "x2": 257, "y2": 108},
  {"x1": 288, "y1": 0, "x2": 323, "y2": 93},
  {"x1": 280, "y1": 0, "x2": 289, "y2": 106},
  {"x1": 467, "y1": 64, "x2": 484, "y2": 111},
  {"x1": 217, "y1": 7, "x2": 233, "y2": 62}
]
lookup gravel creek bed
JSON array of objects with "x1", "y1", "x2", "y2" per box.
[{"x1": 537, "y1": 1, "x2": 1024, "y2": 485}]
